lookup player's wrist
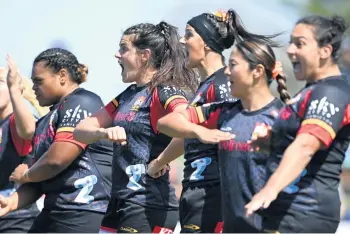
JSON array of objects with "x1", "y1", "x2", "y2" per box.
[
  {"x1": 97, "y1": 128, "x2": 108, "y2": 139},
  {"x1": 21, "y1": 170, "x2": 32, "y2": 184}
]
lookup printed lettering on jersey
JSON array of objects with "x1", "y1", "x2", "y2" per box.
[
  {"x1": 131, "y1": 96, "x2": 146, "y2": 111},
  {"x1": 306, "y1": 96, "x2": 340, "y2": 126},
  {"x1": 61, "y1": 104, "x2": 92, "y2": 127},
  {"x1": 218, "y1": 81, "x2": 231, "y2": 100}
]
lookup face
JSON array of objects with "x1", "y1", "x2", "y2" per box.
[
  {"x1": 287, "y1": 23, "x2": 323, "y2": 81},
  {"x1": 180, "y1": 25, "x2": 206, "y2": 68},
  {"x1": 115, "y1": 35, "x2": 145, "y2": 83},
  {"x1": 31, "y1": 62, "x2": 64, "y2": 107},
  {"x1": 0, "y1": 68, "x2": 10, "y2": 111},
  {"x1": 224, "y1": 47, "x2": 254, "y2": 98}
]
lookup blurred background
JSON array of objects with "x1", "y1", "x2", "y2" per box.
[{"x1": 1, "y1": 0, "x2": 350, "y2": 232}]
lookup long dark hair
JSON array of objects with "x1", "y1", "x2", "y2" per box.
[
  {"x1": 236, "y1": 40, "x2": 291, "y2": 103},
  {"x1": 123, "y1": 22, "x2": 198, "y2": 92}
]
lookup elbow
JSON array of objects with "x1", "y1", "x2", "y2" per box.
[
  {"x1": 157, "y1": 117, "x2": 167, "y2": 134},
  {"x1": 46, "y1": 158, "x2": 67, "y2": 174},
  {"x1": 17, "y1": 126, "x2": 35, "y2": 140}
]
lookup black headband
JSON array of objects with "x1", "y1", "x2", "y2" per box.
[{"x1": 188, "y1": 14, "x2": 226, "y2": 54}]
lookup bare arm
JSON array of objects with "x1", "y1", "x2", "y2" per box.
[
  {"x1": 0, "y1": 183, "x2": 42, "y2": 216},
  {"x1": 262, "y1": 133, "x2": 320, "y2": 193},
  {"x1": 6, "y1": 56, "x2": 36, "y2": 140},
  {"x1": 157, "y1": 111, "x2": 205, "y2": 139},
  {"x1": 73, "y1": 108, "x2": 113, "y2": 144}
]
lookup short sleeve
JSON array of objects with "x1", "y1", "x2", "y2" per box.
[
  {"x1": 186, "y1": 101, "x2": 226, "y2": 129},
  {"x1": 54, "y1": 92, "x2": 104, "y2": 149},
  {"x1": 150, "y1": 86, "x2": 189, "y2": 133},
  {"x1": 104, "y1": 97, "x2": 119, "y2": 118},
  {"x1": 298, "y1": 83, "x2": 350, "y2": 147},
  {"x1": 9, "y1": 114, "x2": 32, "y2": 156}
]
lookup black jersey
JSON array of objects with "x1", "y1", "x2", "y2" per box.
[
  {"x1": 105, "y1": 84, "x2": 188, "y2": 210},
  {"x1": 32, "y1": 88, "x2": 113, "y2": 213},
  {"x1": 183, "y1": 67, "x2": 235, "y2": 187},
  {"x1": 186, "y1": 98, "x2": 284, "y2": 232},
  {"x1": 266, "y1": 76, "x2": 350, "y2": 226},
  {"x1": 0, "y1": 114, "x2": 39, "y2": 219}
]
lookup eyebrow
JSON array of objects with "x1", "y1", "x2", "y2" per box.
[{"x1": 290, "y1": 36, "x2": 307, "y2": 40}]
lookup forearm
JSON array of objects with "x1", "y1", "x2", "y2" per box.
[
  {"x1": 157, "y1": 113, "x2": 203, "y2": 138},
  {"x1": 264, "y1": 139, "x2": 314, "y2": 194},
  {"x1": 157, "y1": 138, "x2": 185, "y2": 166},
  {"x1": 9, "y1": 87, "x2": 36, "y2": 140},
  {"x1": 74, "y1": 123, "x2": 107, "y2": 144},
  {"x1": 8, "y1": 183, "x2": 42, "y2": 212}
]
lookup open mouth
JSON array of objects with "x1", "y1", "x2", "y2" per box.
[
  {"x1": 291, "y1": 61, "x2": 301, "y2": 72},
  {"x1": 118, "y1": 60, "x2": 124, "y2": 73}
]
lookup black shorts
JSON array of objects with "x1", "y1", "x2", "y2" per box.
[
  {"x1": 179, "y1": 183, "x2": 223, "y2": 233},
  {"x1": 0, "y1": 215, "x2": 36, "y2": 233},
  {"x1": 28, "y1": 209, "x2": 105, "y2": 233},
  {"x1": 262, "y1": 211, "x2": 339, "y2": 233},
  {"x1": 100, "y1": 198, "x2": 178, "y2": 233}
]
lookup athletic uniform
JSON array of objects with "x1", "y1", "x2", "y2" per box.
[
  {"x1": 262, "y1": 76, "x2": 350, "y2": 233},
  {"x1": 28, "y1": 88, "x2": 113, "y2": 233},
  {"x1": 181, "y1": 67, "x2": 234, "y2": 233},
  {"x1": 100, "y1": 84, "x2": 188, "y2": 233},
  {"x1": 0, "y1": 114, "x2": 40, "y2": 233},
  {"x1": 186, "y1": 98, "x2": 284, "y2": 233}
]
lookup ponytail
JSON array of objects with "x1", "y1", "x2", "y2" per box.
[
  {"x1": 275, "y1": 74, "x2": 291, "y2": 103},
  {"x1": 150, "y1": 21, "x2": 197, "y2": 92},
  {"x1": 226, "y1": 9, "x2": 282, "y2": 48}
]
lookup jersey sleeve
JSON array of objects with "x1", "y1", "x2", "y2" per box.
[
  {"x1": 104, "y1": 97, "x2": 119, "y2": 118},
  {"x1": 54, "y1": 93, "x2": 104, "y2": 149},
  {"x1": 150, "y1": 86, "x2": 189, "y2": 133},
  {"x1": 186, "y1": 101, "x2": 225, "y2": 129},
  {"x1": 9, "y1": 114, "x2": 32, "y2": 157},
  {"x1": 297, "y1": 83, "x2": 350, "y2": 147}
]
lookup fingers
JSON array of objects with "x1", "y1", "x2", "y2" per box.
[{"x1": 106, "y1": 126, "x2": 128, "y2": 144}]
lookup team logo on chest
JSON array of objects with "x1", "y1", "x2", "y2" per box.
[{"x1": 131, "y1": 96, "x2": 146, "y2": 112}]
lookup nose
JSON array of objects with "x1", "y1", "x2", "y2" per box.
[
  {"x1": 287, "y1": 43, "x2": 296, "y2": 57},
  {"x1": 224, "y1": 66, "x2": 231, "y2": 76},
  {"x1": 115, "y1": 51, "x2": 121, "y2": 59},
  {"x1": 179, "y1": 37, "x2": 185, "y2": 44}
]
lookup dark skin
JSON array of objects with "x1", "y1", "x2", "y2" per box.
[{"x1": 9, "y1": 63, "x2": 82, "y2": 184}]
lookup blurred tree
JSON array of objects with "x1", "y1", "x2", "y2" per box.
[{"x1": 282, "y1": 0, "x2": 350, "y2": 25}]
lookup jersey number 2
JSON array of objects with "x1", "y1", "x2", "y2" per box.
[
  {"x1": 74, "y1": 175, "x2": 98, "y2": 204},
  {"x1": 126, "y1": 164, "x2": 146, "y2": 191},
  {"x1": 190, "y1": 157, "x2": 212, "y2": 181}
]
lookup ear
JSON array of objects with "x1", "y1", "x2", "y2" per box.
[
  {"x1": 140, "y1": 49, "x2": 151, "y2": 65},
  {"x1": 320, "y1": 44, "x2": 333, "y2": 60},
  {"x1": 252, "y1": 64, "x2": 265, "y2": 80},
  {"x1": 58, "y1": 68, "x2": 69, "y2": 85},
  {"x1": 204, "y1": 44, "x2": 211, "y2": 52}
]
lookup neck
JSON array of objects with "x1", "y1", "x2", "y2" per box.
[
  {"x1": 136, "y1": 69, "x2": 157, "y2": 87},
  {"x1": 60, "y1": 84, "x2": 80, "y2": 102},
  {"x1": 241, "y1": 86, "x2": 275, "y2": 112},
  {"x1": 0, "y1": 104, "x2": 13, "y2": 121},
  {"x1": 308, "y1": 63, "x2": 341, "y2": 83},
  {"x1": 197, "y1": 52, "x2": 225, "y2": 81}
]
